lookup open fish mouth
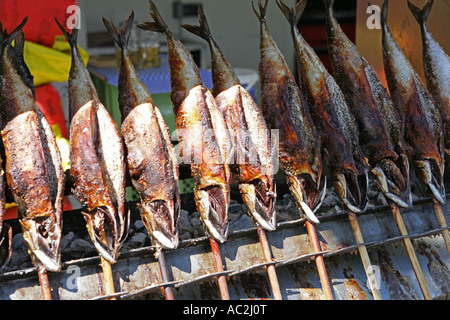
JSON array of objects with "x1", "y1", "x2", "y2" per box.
[
  {"x1": 286, "y1": 174, "x2": 326, "y2": 224},
  {"x1": 0, "y1": 223, "x2": 12, "y2": 270},
  {"x1": 332, "y1": 169, "x2": 369, "y2": 214},
  {"x1": 195, "y1": 185, "x2": 230, "y2": 243},
  {"x1": 239, "y1": 179, "x2": 277, "y2": 231},
  {"x1": 414, "y1": 159, "x2": 446, "y2": 205}
]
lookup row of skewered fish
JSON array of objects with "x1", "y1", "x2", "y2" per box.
[{"x1": 0, "y1": 0, "x2": 447, "y2": 275}]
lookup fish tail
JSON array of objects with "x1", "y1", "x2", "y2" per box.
[
  {"x1": 0, "y1": 17, "x2": 27, "y2": 49},
  {"x1": 102, "y1": 11, "x2": 134, "y2": 51},
  {"x1": 54, "y1": 17, "x2": 79, "y2": 57},
  {"x1": 323, "y1": 0, "x2": 336, "y2": 14},
  {"x1": 407, "y1": 0, "x2": 433, "y2": 27},
  {"x1": 380, "y1": 0, "x2": 389, "y2": 28},
  {"x1": 181, "y1": 5, "x2": 212, "y2": 41},
  {"x1": 137, "y1": 0, "x2": 168, "y2": 34},
  {"x1": 276, "y1": 0, "x2": 307, "y2": 26},
  {"x1": 252, "y1": 0, "x2": 269, "y2": 21}
]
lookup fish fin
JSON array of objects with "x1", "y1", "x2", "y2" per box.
[
  {"x1": 276, "y1": 0, "x2": 306, "y2": 26},
  {"x1": 54, "y1": 17, "x2": 79, "y2": 57},
  {"x1": 137, "y1": 0, "x2": 168, "y2": 34},
  {"x1": 407, "y1": 0, "x2": 433, "y2": 26},
  {"x1": 102, "y1": 11, "x2": 134, "y2": 51},
  {"x1": 182, "y1": 5, "x2": 212, "y2": 41},
  {"x1": 252, "y1": 0, "x2": 269, "y2": 21}
]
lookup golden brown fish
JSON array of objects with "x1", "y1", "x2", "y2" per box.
[
  {"x1": 253, "y1": 0, "x2": 324, "y2": 224},
  {"x1": 0, "y1": 19, "x2": 65, "y2": 271},
  {"x1": 324, "y1": 0, "x2": 411, "y2": 208},
  {"x1": 381, "y1": 0, "x2": 445, "y2": 204},
  {"x1": 182, "y1": 5, "x2": 277, "y2": 231},
  {"x1": 407, "y1": 0, "x2": 450, "y2": 157},
  {"x1": 278, "y1": 0, "x2": 369, "y2": 214},
  {"x1": 56, "y1": 19, "x2": 129, "y2": 262},
  {"x1": 138, "y1": 0, "x2": 231, "y2": 242},
  {"x1": 103, "y1": 12, "x2": 180, "y2": 250}
]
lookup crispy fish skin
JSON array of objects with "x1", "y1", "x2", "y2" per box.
[
  {"x1": 103, "y1": 12, "x2": 180, "y2": 250},
  {"x1": 253, "y1": 0, "x2": 324, "y2": 224},
  {"x1": 324, "y1": 0, "x2": 411, "y2": 208},
  {"x1": 381, "y1": 0, "x2": 445, "y2": 205},
  {"x1": 407, "y1": 0, "x2": 450, "y2": 156},
  {"x1": 278, "y1": 0, "x2": 369, "y2": 214},
  {"x1": 182, "y1": 6, "x2": 277, "y2": 231},
  {"x1": 0, "y1": 21, "x2": 64, "y2": 271},
  {"x1": 56, "y1": 20, "x2": 129, "y2": 263},
  {"x1": 138, "y1": 1, "x2": 231, "y2": 243}
]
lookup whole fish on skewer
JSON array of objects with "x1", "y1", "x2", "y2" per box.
[
  {"x1": 103, "y1": 12, "x2": 180, "y2": 250},
  {"x1": 381, "y1": 0, "x2": 445, "y2": 205},
  {"x1": 0, "y1": 19, "x2": 65, "y2": 271},
  {"x1": 55, "y1": 20, "x2": 129, "y2": 263},
  {"x1": 324, "y1": 0, "x2": 411, "y2": 208},
  {"x1": 138, "y1": 1, "x2": 231, "y2": 242},
  {"x1": 182, "y1": 5, "x2": 277, "y2": 231},
  {"x1": 277, "y1": 0, "x2": 369, "y2": 214},
  {"x1": 253, "y1": 0, "x2": 324, "y2": 224},
  {"x1": 407, "y1": 0, "x2": 450, "y2": 157}
]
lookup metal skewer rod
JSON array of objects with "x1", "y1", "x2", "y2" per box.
[
  {"x1": 156, "y1": 249, "x2": 175, "y2": 300},
  {"x1": 389, "y1": 204, "x2": 432, "y2": 300},
  {"x1": 256, "y1": 226, "x2": 283, "y2": 300},
  {"x1": 347, "y1": 211, "x2": 382, "y2": 300},
  {"x1": 37, "y1": 267, "x2": 52, "y2": 300},
  {"x1": 209, "y1": 237, "x2": 230, "y2": 300},
  {"x1": 305, "y1": 220, "x2": 334, "y2": 300},
  {"x1": 100, "y1": 233, "x2": 116, "y2": 300},
  {"x1": 432, "y1": 199, "x2": 450, "y2": 257}
]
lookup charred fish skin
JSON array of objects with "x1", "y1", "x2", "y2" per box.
[
  {"x1": 0, "y1": 20, "x2": 65, "y2": 271},
  {"x1": 277, "y1": 0, "x2": 369, "y2": 214},
  {"x1": 138, "y1": 0, "x2": 231, "y2": 242},
  {"x1": 56, "y1": 20, "x2": 129, "y2": 263},
  {"x1": 253, "y1": 0, "x2": 325, "y2": 224},
  {"x1": 407, "y1": 0, "x2": 450, "y2": 157},
  {"x1": 182, "y1": 6, "x2": 277, "y2": 231},
  {"x1": 381, "y1": 0, "x2": 445, "y2": 205},
  {"x1": 324, "y1": 0, "x2": 411, "y2": 209},
  {"x1": 103, "y1": 12, "x2": 180, "y2": 250}
]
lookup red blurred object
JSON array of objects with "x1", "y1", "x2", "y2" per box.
[
  {"x1": 0, "y1": 0, "x2": 77, "y2": 48},
  {"x1": 35, "y1": 84, "x2": 69, "y2": 139}
]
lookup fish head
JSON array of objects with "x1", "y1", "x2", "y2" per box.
[
  {"x1": 286, "y1": 173, "x2": 326, "y2": 224},
  {"x1": 332, "y1": 169, "x2": 369, "y2": 214},
  {"x1": 239, "y1": 178, "x2": 277, "y2": 231},
  {"x1": 140, "y1": 199, "x2": 180, "y2": 250},
  {"x1": 371, "y1": 156, "x2": 412, "y2": 208},
  {"x1": 195, "y1": 185, "x2": 229, "y2": 243},
  {"x1": 20, "y1": 216, "x2": 61, "y2": 271},
  {"x1": 0, "y1": 223, "x2": 12, "y2": 270},
  {"x1": 414, "y1": 159, "x2": 446, "y2": 205}
]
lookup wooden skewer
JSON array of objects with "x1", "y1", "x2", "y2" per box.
[
  {"x1": 389, "y1": 204, "x2": 432, "y2": 300},
  {"x1": 257, "y1": 226, "x2": 283, "y2": 300},
  {"x1": 156, "y1": 249, "x2": 175, "y2": 300},
  {"x1": 209, "y1": 237, "x2": 230, "y2": 300},
  {"x1": 347, "y1": 211, "x2": 382, "y2": 300},
  {"x1": 100, "y1": 233, "x2": 116, "y2": 300},
  {"x1": 305, "y1": 221, "x2": 334, "y2": 300},
  {"x1": 37, "y1": 267, "x2": 52, "y2": 300},
  {"x1": 432, "y1": 199, "x2": 450, "y2": 257}
]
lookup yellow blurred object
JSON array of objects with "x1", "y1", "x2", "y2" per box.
[
  {"x1": 23, "y1": 34, "x2": 89, "y2": 87},
  {"x1": 51, "y1": 123, "x2": 71, "y2": 172}
]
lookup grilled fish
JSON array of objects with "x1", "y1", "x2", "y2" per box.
[
  {"x1": 138, "y1": 1, "x2": 231, "y2": 242},
  {"x1": 381, "y1": 0, "x2": 445, "y2": 204},
  {"x1": 182, "y1": 6, "x2": 277, "y2": 231},
  {"x1": 278, "y1": 0, "x2": 369, "y2": 214},
  {"x1": 324, "y1": 0, "x2": 411, "y2": 208},
  {"x1": 0, "y1": 19, "x2": 65, "y2": 271},
  {"x1": 253, "y1": 0, "x2": 324, "y2": 224},
  {"x1": 103, "y1": 12, "x2": 180, "y2": 250},
  {"x1": 407, "y1": 0, "x2": 450, "y2": 157},
  {"x1": 56, "y1": 20, "x2": 129, "y2": 263}
]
